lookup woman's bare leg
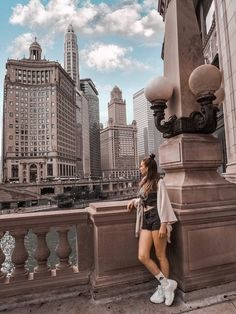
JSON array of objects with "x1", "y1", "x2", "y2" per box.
[
  {"x1": 152, "y1": 230, "x2": 169, "y2": 277},
  {"x1": 138, "y1": 229, "x2": 161, "y2": 275}
]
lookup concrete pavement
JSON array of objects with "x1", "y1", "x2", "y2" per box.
[{"x1": 1, "y1": 288, "x2": 236, "y2": 314}]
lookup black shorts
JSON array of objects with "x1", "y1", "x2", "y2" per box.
[{"x1": 142, "y1": 208, "x2": 161, "y2": 231}]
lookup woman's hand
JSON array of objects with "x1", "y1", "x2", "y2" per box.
[
  {"x1": 159, "y1": 223, "x2": 167, "y2": 239},
  {"x1": 127, "y1": 200, "x2": 135, "y2": 212}
]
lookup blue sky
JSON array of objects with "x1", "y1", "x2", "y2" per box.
[{"x1": 0, "y1": 0, "x2": 164, "y2": 153}]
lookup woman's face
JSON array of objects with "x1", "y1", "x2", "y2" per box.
[{"x1": 140, "y1": 161, "x2": 148, "y2": 176}]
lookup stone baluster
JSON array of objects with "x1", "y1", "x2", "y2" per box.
[
  {"x1": 33, "y1": 228, "x2": 51, "y2": 278},
  {"x1": 0, "y1": 232, "x2": 6, "y2": 281},
  {"x1": 10, "y1": 229, "x2": 29, "y2": 281},
  {"x1": 55, "y1": 227, "x2": 72, "y2": 274}
]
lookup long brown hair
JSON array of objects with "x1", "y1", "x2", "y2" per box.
[{"x1": 139, "y1": 153, "x2": 160, "y2": 196}]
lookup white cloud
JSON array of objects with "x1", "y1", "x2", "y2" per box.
[
  {"x1": 143, "y1": 0, "x2": 158, "y2": 10},
  {"x1": 9, "y1": 0, "x2": 164, "y2": 39},
  {"x1": 8, "y1": 33, "x2": 35, "y2": 59},
  {"x1": 7, "y1": 32, "x2": 55, "y2": 59},
  {"x1": 10, "y1": 0, "x2": 49, "y2": 27},
  {"x1": 81, "y1": 42, "x2": 150, "y2": 71}
]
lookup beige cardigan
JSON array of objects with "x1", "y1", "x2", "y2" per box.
[{"x1": 133, "y1": 179, "x2": 177, "y2": 243}]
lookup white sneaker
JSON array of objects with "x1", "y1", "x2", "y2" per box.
[
  {"x1": 150, "y1": 285, "x2": 165, "y2": 304},
  {"x1": 162, "y1": 279, "x2": 177, "y2": 306}
]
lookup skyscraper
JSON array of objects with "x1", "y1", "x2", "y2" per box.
[
  {"x1": 133, "y1": 88, "x2": 163, "y2": 168},
  {"x1": 80, "y1": 78, "x2": 101, "y2": 178},
  {"x1": 100, "y1": 86, "x2": 139, "y2": 179},
  {"x1": 108, "y1": 86, "x2": 127, "y2": 125},
  {"x1": 2, "y1": 40, "x2": 77, "y2": 183},
  {"x1": 64, "y1": 24, "x2": 80, "y2": 88},
  {"x1": 64, "y1": 24, "x2": 90, "y2": 177}
]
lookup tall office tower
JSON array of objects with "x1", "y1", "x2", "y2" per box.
[
  {"x1": 2, "y1": 40, "x2": 77, "y2": 183},
  {"x1": 80, "y1": 78, "x2": 101, "y2": 178},
  {"x1": 64, "y1": 24, "x2": 90, "y2": 178},
  {"x1": 108, "y1": 86, "x2": 127, "y2": 125},
  {"x1": 76, "y1": 90, "x2": 90, "y2": 177},
  {"x1": 100, "y1": 86, "x2": 139, "y2": 179},
  {"x1": 133, "y1": 88, "x2": 163, "y2": 168},
  {"x1": 75, "y1": 90, "x2": 85, "y2": 177},
  {"x1": 64, "y1": 24, "x2": 80, "y2": 88}
]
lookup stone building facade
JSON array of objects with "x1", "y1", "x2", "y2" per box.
[
  {"x1": 80, "y1": 78, "x2": 101, "y2": 178},
  {"x1": 64, "y1": 24, "x2": 80, "y2": 88},
  {"x1": 2, "y1": 41, "x2": 77, "y2": 183},
  {"x1": 100, "y1": 86, "x2": 139, "y2": 179},
  {"x1": 158, "y1": 0, "x2": 236, "y2": 178},
  {"x1": 64, "y1": 24, "x2": 90, "y2": 178},
  {"x1": 75, "y1": 89, "x2": 90, "y2": 177}
]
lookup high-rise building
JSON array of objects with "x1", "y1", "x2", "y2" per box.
[
  {"x1": 108, "y1": 86, "x2": 127, "y2": 125},
  {"x1": 80, "y1": 78, "x2": 101, "y2": 178},
  {"x1": 75, "y1": 90, "x2": 90, "y2": 177},
  {"x1": 77, "y1": 90, "x2": 91, "y2": 177},
  {"x1": 133, "y1": 88, "x2": 163, "y2": 168},
  {"x1": 2, "y1": 40, "x2": 77, "y2": 183},
  {"x1": 64, "y1": 24, "x2": 90, "y2": 178},
  {"x1": 100, "y1": 86, "x2": 139, "y2": 179},
  {"x1": 64, "y1": 24, "x2": 80, "y2": 88}
]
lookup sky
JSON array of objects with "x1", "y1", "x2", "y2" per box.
[{"x1": 0, "y1": 0, "x2": 165, "y2": 154}]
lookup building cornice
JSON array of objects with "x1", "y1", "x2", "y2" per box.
[
  {"x1": 6, "y1": 59, "x2": 75, "y2": 86},
  {"x1": 80, "y1": 78, "x2": 98, "y2": 95}
]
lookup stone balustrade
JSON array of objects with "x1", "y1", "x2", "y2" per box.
[
  {"x1": 0, "y1": 209, "x2": 92, "y2": 299},
  {"x1": 0, "y1": 201, "x2": 152, "y2": 306}
]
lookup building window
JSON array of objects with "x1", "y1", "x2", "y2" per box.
[
  {"x1": 11, "y1": 164, "x2": 19, "y2": 178},
  {"x1": 47, "y1": 164, "x2": 53, "y2": 176}
]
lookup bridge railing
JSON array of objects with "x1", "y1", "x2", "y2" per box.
[
  {"x1": 0, "y1": 200, "x2": 151, "y2": 305},
  {"x1": 0, "y1": 209, "x2": 92, "y2": 298}
]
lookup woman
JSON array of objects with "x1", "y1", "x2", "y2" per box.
[{"x1": 127, "y1": 153, "x2": 177, "y2": 306}]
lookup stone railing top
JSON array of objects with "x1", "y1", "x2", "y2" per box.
[
  {"x1": 89, "y1": 200, "x2": 130, "y2": 212},
  {"x1": 0, "y1": 208, "x2": 88, "y2": 231}
]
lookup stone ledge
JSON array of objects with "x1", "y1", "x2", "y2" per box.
[{"x1": 177, "y1": 280, "x2": 236, "y2": 302}]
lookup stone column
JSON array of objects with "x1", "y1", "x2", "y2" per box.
[
  {"x1": 19, "y1": 163, "x2": 23, "y2": 183},
  {"x1": 164, "y1": 0, "x2": 204, "y2": 119},
  {"x1": 52, "y1": 159, "x2": 57, "y2": 178},
  {"x1": 160, "y1": 0, "x2": 236, "y2": 294},
  {"x1": 88, "y1": 201, "x2": 153, "y2": 299},
  {"x1": 10, "y1": 229, "x2": 29, "y2": 281},
  {"x1": 215, "y1": 0, "x2": 236, "y2": 181},
  {"x1": 55, "y1": 226, "x2": 73, "y2": 275},
  {"x1": 26, "y1": 163, "x2": 30, "y2": 183},
  {"x1": 33, "y1": 227, "x2": 51, "y2": 278}
]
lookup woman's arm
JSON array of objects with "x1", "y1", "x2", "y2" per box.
[
  {"x1": 159, "y1": 222, "x2": 167, "y2": 239},
  {"x1": 127, "y1": 198, "x2": 139, "y2": 212}
]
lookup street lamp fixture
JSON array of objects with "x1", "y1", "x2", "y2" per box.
[
  {"x1": 144, "y1": 76, "x2": 176, "y2": 138},
  {"x1": 144, "y1": 64, "x2": 223, "y2": 138}
]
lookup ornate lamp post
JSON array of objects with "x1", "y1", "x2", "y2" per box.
[
  {"x1": 145, "y1": 64, "x2": 222, "y2": 138},
  {"x1": 144, "y1": 0, "x2": 236, "y2": 295}
]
